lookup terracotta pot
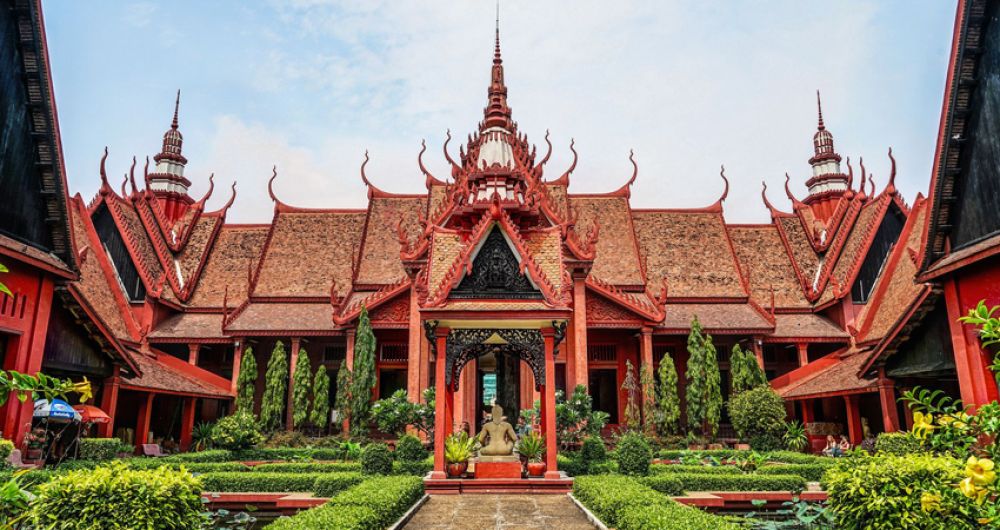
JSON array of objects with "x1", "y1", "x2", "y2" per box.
[
  {"x1": 733, "y1": 443, "x2": 751, "y2": 451},
  {"x1": 526, "y1": 461, "x2": 546, "y2": 477},
  {"x1": 25, "y1": 449, "x2": 42, "y2": 461},
  {"x1": 446, "y1": 461, "x2": 467, "y2": 478},
  {"x1": 707, "y1": 443, "x2": 724, "y2": 450}
]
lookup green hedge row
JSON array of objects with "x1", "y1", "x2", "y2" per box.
[
  {"x1": 312, "y1": 473, "x2": 367, "y2": 498},
  {"x1": 266, "y1": 476, "x2": 424, "y2": 530},
  {"x1": 650, "y1": 463, "x2": 831, "y2": 482},
  {"x1": 756, "y1": 463, "x2": 831, "y2": 482},
  {"x1": 199, "y1": 472, "x2": 330, "y2": 493},
  {"x1": 252, "y1": 462, "x2": 362, "y2": 473},
  {"x1": 637, "y1": 475, "x2": 685, "y2": 496},
  {"x1": 57, "y1": 459, "x2": 251, "y2": 473},
  {"x1": 573, "y1": 475, "x2": 738, "y2": 530},
  {"x1": 650, "y1": 464, "x2": 740, "y2": 475},
  {"x1": 160, "y1": 447, "x2": 347, "y2": 463},
  {"x1": 655, "y1": 449, "x2": 827, "y2": 465},
  {"x1": 665, "y1": 473, "x2": 807, "y2": 492}
]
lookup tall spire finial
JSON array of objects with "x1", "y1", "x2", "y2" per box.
[
  {"x1": 816, "y1": 90, "x2": 825, "y2": 131},
  {"x1": 172, "y1": 89, "x2": 180, "y2": 130},
  {"x1": 482, "y1": 1, "x2": 511, "y2": 131}
]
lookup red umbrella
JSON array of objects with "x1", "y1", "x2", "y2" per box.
[{"x1": 73, "y1": 405, "x2": 111, "y2": 424}]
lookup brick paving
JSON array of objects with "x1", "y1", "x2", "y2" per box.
[{"x1": 403, "y1": 494, "x2": 596, "y2": 530}]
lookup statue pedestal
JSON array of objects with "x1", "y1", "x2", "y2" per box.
[{"x1": 474, "y1": 459, "x2": 522, "y2": 479}]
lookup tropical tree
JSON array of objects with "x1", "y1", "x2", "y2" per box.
[
  {"x1": 334, "y1": 359, "x2": 352, "y2": 436},
  {"x1": 703, "y1": 335, "x2": 723, "y2": 438},
  {"x1": 730, "y1": 344, "x2": 767, "y2": 396},
  {"x1": 685, "y1": 316, "x2": 708, "y2": 435},
  {"x1": 291, "y1": 347, "x2": 312, "y2": 430},
  {"x1": 259, "y1": 341, "x2": 288, "y2": 432},
  {"x1": 655, "y1": 353, "x2": 681, "y2": 436},
  {"x1": 622, "y1": 359, "x2": 641, "y2": 431},
  {"x1": 310, "y1": 367, "x2": 331, "y2": 431},
  {"x1": 349, "y1": 306, "x2": 377, "y2": 438},
  {"x1": 234, "y1": 346, "x2": 257, "y2": 415}
]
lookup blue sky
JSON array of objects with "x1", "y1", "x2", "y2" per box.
[{"x1": 43, "y1": 1, "x2": 957, "y2": 223}]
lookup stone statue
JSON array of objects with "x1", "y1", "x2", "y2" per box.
[
  {"x1": 861, "y1": 417, "x2": 872, "y2": 440},
  {"x1": 477, "y1": 403, "x2": 517, "y2": 458}
]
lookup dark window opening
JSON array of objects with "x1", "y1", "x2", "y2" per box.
[
  {"x1": 378, "y1": 368, "x2": 407, "y2": 399},
  {"x1": 587, "y1": 344, "x2": 617, "y2": 362},
  {"x1": 323, "y1": 344, "x2": 346, "y2": 362},
  {"x1": 588, "y1": 369, "x2": 619, "y2": 424},
  {"x1": 851, "y1": 205, "x2": 906, "y2": 303},
  {"x1": 379, "y1": 343, "x2": 408, "y2": 362},
  {"x1": 93, "y1": 205, "x2": 146, "y2": 302}
]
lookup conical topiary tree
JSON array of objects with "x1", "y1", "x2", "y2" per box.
[
  {"x1": 260, "y1": 341, "x2": 289, "y2": 432},
  {"x1": 292, "y1": 347, "x2": 312, "y2": 430},
  {"x1": 730, "y1": 344, "x2": 767, "y2": 396},
  {"x1": 685, "y1": 316, "x2": 708, "y2": 436},
  {"x1": 335, "y1": 359, "x2": 352, "y2": 436},
  {"x1": 655, "y1": 353, "x2": 680, "y2": 436},
  {"x1": 703, "y1": 334, "x2": 723, "y2": 439},
  {"x1": 235, "y1": 346, "x2": 257, "y2": 415},
  {"x1": 349, "y1": 306, "x2": 377, "y2": 438},
  {"x1": 310, "y1": 367, "x2": 331, "y2": 431}
]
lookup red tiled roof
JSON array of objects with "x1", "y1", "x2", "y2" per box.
[
  {"x1": 355, "y1": 197, "x2": 426, "y2": 285},
  {"x1": 775, "y1": 216, "x2": 821, "y2": 291},
  {"x1": 570, "y1": 196, "x2": 644, "y2": 286},
  {"x1": 174, "y1": 214, "x2": 222, "y2": 288},
  {"x1": 659, "y1": 303, "x2": 772, "y2": 333},
  {"x1": 634, "y1": 211, "x2": 745, "y2": 298},
  {"x1": 728, "y1": 225, "x2": 809, "y2": 308},
  {"x1": 122, "y1": 350, "x2": 232, "y2": 398},
  {"x1": 105, "y1": 196, "x2": 166, "y2": 288},
  {"x1": 523, "y1": 228, "x2": 563, "y2": 293},
  {"x1": 774, "y1": 349, "x2": 877, "y2": 400},
  {"x1": 253, "y1": 211, "x2": 366, "y2": 298},
  {"x1": 225, "y1": 303, "x2": 336, "y2": 333},
  {"x1": 826, "y1": 197, "x2": 889, "y2": 295},
  {"x1": 187, "y1": 226, "x2": 268, "y2": 308},
  {"x1": 0, "y1": 234, "x2": 72, "y2": 276},
  {"x1": 149, "y1": 313, "x2": 226, "y2": 341},
  {"x1": 770, "y1": 313, "x2": 849, "y2": 341}
]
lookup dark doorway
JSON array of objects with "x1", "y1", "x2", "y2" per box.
[
  {"x1": 476, "y1": 350, "x2": 521, "y2": 429},
  {"x1": 378, "y1": 369, "x2": 406, "y2": 399},
  {"x1": 589, "y1": 369, "x2": 619, "y2": 424}
]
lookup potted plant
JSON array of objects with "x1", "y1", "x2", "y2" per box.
[
  {"x1": 517, "y1": 431, "x2": 546, "y2": 477},
  {"x1": 444, "y1": 431, "x2": 475, "y2": 478},
  {"x1": 783, "y1": 420, "x2": 808, "y2": 453},
  {"x1": 23, "y1": 429, "x2": 44, "y2": 461}
]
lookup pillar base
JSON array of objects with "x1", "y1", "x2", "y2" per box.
[
  {"x1": 428, "y1": 471, "x2": 446, "y2": 480},
  {"x1": 543, "y1": 471, "x2": 562, "y2": 480}
]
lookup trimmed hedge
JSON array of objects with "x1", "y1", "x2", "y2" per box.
[
  {"x1": 160, "y1": 447, "x2": 345, "y2": 463},
  {"x1": 557, "y1": 453, "x2": 586, "y2": 477},
  {"x1": 637, "y1": 475, "x2": 685, "y2": 495},
  {"x1": 360, "y1": 443, "x2": 393, "y2": 475},
  {"x1": 57, "y1": 459, "x2": 251, "y2": 473},
  {"x1": 199, "y1": 472, "x2": 326, "y2": 492},
  {"x1": 650, "y1": 464, "x2": 740, "y2": 475},
  {"x1": 874, "y1": 432, "x2": 923, "y2": 456},
  {"x1": 655, "y1": 449, "x2": 828, "y2": 465},
  {"x1": 310, "y1": 472, "x2": 365, "y2": 497},
  {"x1": 763, "y1": 451, "x2": 827, "y2": 465},
  {"x1": 756, "y1": 463, "x2": 832, "y2": 482},
  {"x1": 253, "y1": 462, "x2": 361, "y2": 473},
  {"x1": 669, "y1": 472, "x2": 806, "y2": 492},
  {"x1": 266, "y1": 476, "x2": 424, "y2": 530},
  {"x1": 573, "y1": 475, "x2": 738, "y2": 530},
  {"x1": 78, "y1": 438, "x2": 125, "y2": 461},
  {"x1": 0, "y1": 469, "x2": 56, "y2": 489}
]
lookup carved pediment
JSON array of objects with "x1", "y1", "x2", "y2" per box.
[{"x1": 451, "y1": 226, "x2": 542, "y2": 299}]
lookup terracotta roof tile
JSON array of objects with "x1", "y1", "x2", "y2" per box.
[
  {"x1": 428, "y1": 231, "x2": 464, "y2": 297},
  {"x1": 659, "y1": 303, "x2": 772, "y2": 332},
  {"x1": 0, "y1": 234, "x2": 71, "y2": 274},
  {"x1": 570, "y1": 197, "x2": 644, "y2": 286},
  {"x1": 829, "y1": 198, "x2": 887, "y2": 290},
  {"x1": 544, "y1": 184, "x2": 569, "y2": 219},
  {"x1": 856, "y1": 199, "x2": 929, "y2": 344},
  {"x1": 776, "y1": 216, "x2": 821, "y2": 290},
  {"x1": 771, "y1": 313, "x2": 849, "y2": 340},
  {"x1": 728, "y1": 225, "x2": 809, "y2": 308},
  {"x1": 149, "y1": 313, "x2": 225, "y2": 341},
  {"x1": 174, "y1": 214, "x2": 222, "y2": 287},
  {"x1": 776, "y1": 349, "x2": 877, "y2": 399},
  {"x1": 523, "y1": 228, "x2": 563, "y2": 292},
  {"x1": 106, "y1": 197, "x2": 165, "y2": 285},
  {"x1": 634, "y1": 212, "x2": 745, "y2": 297},
  {"x1": 187, "y1": 226, "x2": 268, "y2": 308},
  {"x1": 254, "y1": 211, "x2": 366, "y2": 298},
  {"x1": 225, "y1": 303, "x2": 335, "y2": 333},
  {"x1": 123, "y1": 351, "x2": 232, "y2": 398},
  {"x1": 356, "y1": 197, "x2": 425, "y2": 285}
]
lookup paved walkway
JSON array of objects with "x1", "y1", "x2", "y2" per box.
[{"x1": 403, "y1": 494, "x2": 596, "y2": 530}]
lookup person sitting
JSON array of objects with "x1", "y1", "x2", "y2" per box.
[
  {"x1": 821, "y1": 435, "x2": 841, "y2": 457},
  {"x1": 838, "y1": 435, "x2": 852, "y2": 455}
]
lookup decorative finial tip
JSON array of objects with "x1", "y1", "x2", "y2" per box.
[
  {"x1": 816, "y1": 90, "x2": 825, "y2": 131},
  {"x1": 172, "y1": 89, "x2": 181, "y2": 129}
]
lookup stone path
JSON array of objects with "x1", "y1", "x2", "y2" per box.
[{"x1": 402, "y1": 494, "x2": 596, "y2": 530}]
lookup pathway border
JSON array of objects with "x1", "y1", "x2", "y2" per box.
[
  {"x1": 388, "y1": 494, "x2": 430, "y2": 530},
  {"x1": 567, "y1": 493, "x2": 609, "y2": 530}
]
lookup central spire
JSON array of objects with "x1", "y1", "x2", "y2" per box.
[{"x1": 482, "y1": 7, "x2": 512, "y2": 132}]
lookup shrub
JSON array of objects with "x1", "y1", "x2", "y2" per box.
[
  {"x1": 0, "y1": 439, "x2": 14, "y2": 464},
  {"x1": 161, "y1": 449, "x2": 235, "y2": 462},
  {"x1": 211, "y1": 412, "x2": 263, "y2": 451},
  {"x1": 199, "y1": 472, "x2": 325, "y2": 492},
  {"x1": 755, "y1": 463, "x2": 833, "y2": 482},
  {"x1": 650, "y1": 464, "x2": 740, "y2": 475},
  {"x1": 573, "y1": 475, "x2": 738, "y2": 530},
  {"x1": 394, "y1": 457, "x2": 432, "y2": 476},
  {"x1": 616, "y1": 431, "x2": 653, "y2": 476},
  {"x1": 557, "y1": 453, "x2": 585, "y2": 477},
  {"x1": 311, "y1": 472, "x2": 365, "y2": 497},
  {"x1": 824, "y1": 453, "x2": 980, "y2": 530},
  {"x1": 729, "y1": 344, "x2": 767, "y2": 395},
  {"x1": 266, "y1": 476, "x2": 424, "y2": 530},
  {"x1": 748, "y1": 433, "x2": 784, "y2": 452},
  {"x1": 263, "y1": 430, "x2": 310, "y2": 448},
  {"x1": 580, "y1": 436, "x2": 607, "y2": 470},
  {"x1": 237, "y1": 447, "x2": 343, "y2": 461},
  {"x1": 360, "y1": 443, "x2": 392, "y2": 475},
  {"x1": 395, "y1": 434, "x2": 426, "y2": 462},
  {"x1": 254, "y1": 462, "x2": 361, "y2": 473},
  {"x1": 637, "y1": 474, "x2": 685, "y2": 495},
  {"x1": 657, "y1": 448, "x2": 743, "y2": 461},
  {"x1": 78, "y1": 438, "x2": 124, "y2": 461},
  {"x1": 728, "y1": 386, "x2": 786, "y2": 442},
  {"x1": 874, "y1": 431, "x2": 923, "y2": 456},
  {"x1": 764, "y1": 450, "x2": 827, "y2": 465},
  {"x1": 31, "y1": 463, "x2": 202, "y2": 529},
  {"x1": 668, "y1": 472, "x2": 806, "y2": 492}
]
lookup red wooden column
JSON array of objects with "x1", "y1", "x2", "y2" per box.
[
  {"x1": 639, "y1": 327, "x2": 654, "y2": 422},
  {"x1": 431, "y1": 326, "x2": 450, "y2": 479},
  {"x1": 796, "y1": 343, "x2": 809, "y2": 367},
  {"x1": 230, "y1": 341, "x2": 243, "y2": 396},
  {"x1": 877, "y1": 368, "x2": 900, "y2": 433},
  {"x1": 98, "y1": 366, "x2": 121, "y2": 438},
  {"x1": 943, "y1": 278, "x2": 999, "y2": 408},
  {"x1": 285, "y1": 337, "x2": 301, "y2": 431},
  {"x1": 844, "y1": 394, "x2": 863, "y2": 445},
  {"x1": 187, "y1": 343, "x2": 200, "y2": 366},
  {"x1": 751, "y1": 336, "x2": 765, "y2": 370},
  {"x1": 179, "y1": 397, "x2": 197, "y2": 451},
  {"x1": 135, "y1": 393, "x2": 155, "y2": 451},
  {"x1": 541, "y1": 327, "x2": 560, "y2": 479},
  {"x1": 572, "y1": 279, "x2": 589, "y2": 391},
  {"x1": 800, "y1": 399, "x2": 815, "y2": 425},
  {"x1": 7, "y1": 276, "x2": 54, "y2": 446},
  {"x1": 406, "y1": 289, "x2": 422, "y2": 402}
]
